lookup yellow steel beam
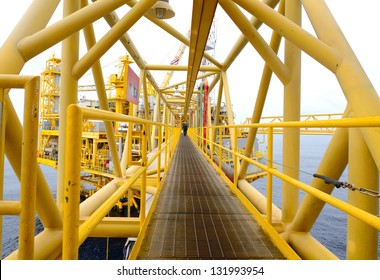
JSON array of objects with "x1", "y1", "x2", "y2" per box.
[
  {"x1": 238, "y1": 3, "x2": 283, "y2": 179},
  {"x1": 282, "y1": 0, "x2": 301, "y2": 223},
  {"x1": 57, "y1": 0, "x2": 80, "y2": 214},
  {"x1": 0, "y1": 201, "x2": 21, "y2": 216},
  {"x1": 301, "y1": 0, "x2": 380, "y2": 171},
  {"x1": 62, "y1": 104, "x2": 83, "y2": 260},
  {"x1": 18, "y1": 0, "x2": 129, "y2": 61},
  {"x1": 219, "y1": 0, "x2": 290, "y2": 84},
  {"x1": 223, "y1": 0, "x2": 280, "y2": 70},
  {"x1": 83, "y1": 217, "x2": 140, "y2": 238},
  {"x1": 145, "y1": 64, "x2": 220, "y2": 72},
  {"x1": 184, "y1": 0, "x2": 218, "y2": 115},
  {"x1": 72, "y1": 0, "x2": 158, "y2": 79},
  {"x1": 160, "y1": 72, "x2": 217, "y2": 92},
  {"x1": 347, "y1": 127, "x2": 378, "y2": 259},
  {"x1": 233, "y1": 0, "x2": 342, "y2": 72},
  {"x1": 126, "y1": 0, "x2": 223, "y2": 70},
  {"x1": 0, "y1": 0, "x2": 62, "y2": 230},
  {"x1": 82, "y1": 0, "x2": 122, "y2": 178}
]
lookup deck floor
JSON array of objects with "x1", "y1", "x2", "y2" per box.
[{"x1": 136, "y1": 135, "x2": 285, "y2": 260}]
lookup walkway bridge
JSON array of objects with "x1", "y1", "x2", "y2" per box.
[{"x1": 1, "y1": 0, "x2": 380, "y2": 260}]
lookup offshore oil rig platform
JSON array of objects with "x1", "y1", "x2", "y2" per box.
[{"x1": 0, "y1": 0, "x2": 379, "y2": 260}]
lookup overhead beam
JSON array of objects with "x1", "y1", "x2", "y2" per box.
[
  {"x1": 219, "y1": 0, "x2": 290, "y2": 84},
  {"x1": 72, "y1": 0, "x2": 158, "y2": 79},
  {"x1": 126, "y1": 0, "x2": 223, "y2": 69},
  {"x1": 184, "y1": 0, "x2": 218, "y2": 116},
  {"x1": 223, "y1": 0, "x2": 280, "y2": 70},
  {"x1": 233, "y1": 0, "x2": 341, "y2": 73},
  {"x1": 145, "y1": 64, "x2": 220, "y2": 72}
]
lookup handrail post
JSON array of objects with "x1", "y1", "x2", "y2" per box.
[
  {"x1": 267, "y1": 126, "x2": 273, "y2": 224},
  {"x1": 218, "y1": 127, "x2": 222, "y2": 170},
  {"x1": 18, "y1": 77, "x2": 40, "y2": 259},
  {"x1": 210, "y1": 127, "x2": 214, "y2": 163},
  {"x1": 233, "y1": 127, "x2": 238, "y2": 188},
  {"x1": 157, "y1": 126, "x2": 162, "y2": 187},
  {"x1": 140, "y1": 123, "x2": 147, "y2": 226}
]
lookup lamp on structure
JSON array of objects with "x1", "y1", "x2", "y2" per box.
[
  {"x1": 173, "y1": 86, "x2": 182, "y2": 97},
  {"x1": 147, "y1": 0, "x2": 175, "y2": 19}
]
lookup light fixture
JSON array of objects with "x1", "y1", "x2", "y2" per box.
[
  {"x1": 173, "y1": 86, "x2": 182, "y2": 97},
  {"x1": 147, "y1": 0, "x2": 175, "y2": 19}
]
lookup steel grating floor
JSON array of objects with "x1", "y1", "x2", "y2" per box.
[{"x1": 136, "y1": 135, "x2": 285, "y2": 260}]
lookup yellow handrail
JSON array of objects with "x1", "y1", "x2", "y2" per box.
[
  {"x1": 62, "y1": 104, "x2": 179, "y2": 259},
  {"x1": 190, "y1": 117, "x2": 380, "y2": 259}
]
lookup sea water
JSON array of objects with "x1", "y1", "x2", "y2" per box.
[{"x1": 1, "y1": 135, "x2": 379, "y2": 259}]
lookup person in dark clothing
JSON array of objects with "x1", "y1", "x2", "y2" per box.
[{"x1": 182, "y1": 122, "x2": 188, "y2": 136}]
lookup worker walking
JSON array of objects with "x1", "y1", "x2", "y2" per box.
[{"x1": 182, "y1": 122, "x2": 188, "y2": 136}]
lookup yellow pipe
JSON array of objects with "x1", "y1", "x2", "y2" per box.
[
  {"x1": 208, "y1": 125, "x2": 380, "y2": 230},
  {"x1": 347, "y1": 127, "x2": 378, "y2": 259},
  {"x1": 290, "y1": 232, "x2": 339, "y2": 260},
  {"x1": 301, "y1": 0, "x2": 380, "y2": 171},
  {"x1": 233, "y1": 0, "x2": 342, "y2": 73},
  {"x1": 81, "y1": 217, "x2": 140, "y2": 238},
  {"x1": 5, "y1": 229, "x2": 63, "y2": 260},
  {"x1": 219, "y1": 0, "x2": 289, "y2": 85},
  {"x1": 57, "y1": 0, "x2": 80, "y2": 214},
  {"x1": 145, "y1": 64, "x2": 220, "y2": 72},
  {"x1": 62, "y1": 104, "x2": 83, "y2": 260},
  {"x1": 221, "y1": 71, "x2": 237, "y2": 152},
  {"x1": 281, "y1": 0, "x2": 301, "y2": 223},
  {"x1": 0, "y1": 201, "x2": 21, "y2": 216},
  {"x1": 18, "y1": 0, "x2": 129, "y2": 61},
  {"x1": 238, "y1": 15, "x2": 283, "y2": 179},
  {"x1": 18, "y1": 76, "x2": 40, "y2": 260},
  {"x1": 0, "y1": 87, "x2": 6, "y2": 257},
  {"x1": 290, "y1": 127, "x2": 349, "y2": 233},
  {"x1": 223, "y1": 0, "x2": 280, "y2": 70},
  {"x1": 140, "y1": 124, "x2": 147, "y2": 226},
  {"x1": 160, "y1": 72, "x2": 217, "y2": 91},
  {"x1": 72, "y1": 0, "x2": 158, "y2": 79},
  {"x1": 184, "y1": 0, "x2": 218, "y2": 114},
  {"x1": 126, "y1": 0, "x2": 223, "y2": 70},
  {"x1": 82, "y1": 2, "x2": 122, "y2": 178},
  {"x1": 267, "y1": 127, "x2": 273, "y2": 224},
  {"x1": 0, "y1": 1, "x2": 62, "y2": 231},
  {"x1": 79, "y1": 164, "x2": 147, "y2": 245},
  {"x1": 79, "y1": 178, "x2": 122, "y2": 217}
]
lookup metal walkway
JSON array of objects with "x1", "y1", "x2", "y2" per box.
[{"x1": 136, "y1": 135, "x2": 285, "y2": 260}]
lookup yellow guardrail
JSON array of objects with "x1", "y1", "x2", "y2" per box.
[
  {"x1": 63, "y1": 104, "x2": 179, "y2": 259},
  {"x1": 190, "y1": 117, "x2": 380, "y2": 259},
  {"x1": 0, "y1": 75, "x2": 40, "y2": 259}
]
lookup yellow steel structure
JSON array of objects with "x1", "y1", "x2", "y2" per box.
[{"x1": 0, "y1": 0, "x2": 379, "y2": 260}]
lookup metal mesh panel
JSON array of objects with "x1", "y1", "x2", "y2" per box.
[{"x1": 137, "y1": 136, "x2": 285, "y2": 260}]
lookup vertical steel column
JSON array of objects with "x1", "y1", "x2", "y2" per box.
[
  {"x1": 18, "y1": 77, "x2": 40, "y2": 259},
  {"x1": 57, "y1": 0, "x2": 80, "y2": 213},
  {"x1": 347, "y1": 128, "x2": 379, "y2": 259},
  {"x1": 221, "y1": 71, "x2": 237, "y2": 150},
  {"x1": 0, "y1": 88, "x2": 4, "y2": 256},
  {"x1": 0, "y1": 0, "x2": 62, "y2": 230},
  {"x1": 238, "y1": 0, "x2": 284, "y2": 179},
  {"x1": 301, "y1": 0, "x2": 380, "y2": 170},
  {"x1": 62, "y1": 105, "x2": 83, "y2": 260},
  {"x1": 81, "y1": 0, "x2": 122, "y2": 177},
  {"x1": 282, "y1": 0, "x2": 301, "y2": 223}
]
